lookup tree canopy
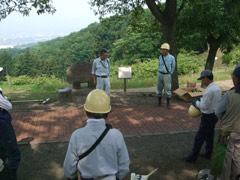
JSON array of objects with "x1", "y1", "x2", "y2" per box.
[{"x1": 0, "y1": 0, "x2": 56, "y2": 21}]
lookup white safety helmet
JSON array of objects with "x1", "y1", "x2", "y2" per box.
[
  {"x1": 84, "y1": 89, "x2": 111, "y2": 114},
  {"x1": 188, "y1": 105, "x2": 201, "y2": 118},
  {"x1": 161, "y1": 43, "x2": 170, "y2": 50},
  {"x1": 0, "y1": 67, "x2": 3, "y2": 72}
]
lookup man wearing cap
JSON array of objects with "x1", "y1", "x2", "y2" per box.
[
  {"x1": 92, "y1": 49, "x2": 111, "y2": 95},
  {"x1": 63, "y1": 89, "x2": 129, "y2": 180},
  {"x1": 157, "y1": 43, "x2": 176, "y2": 108},
  {"x1": 0, "y1": 68, "x2": 21, "y2": 180},
  {"x1": 184, "y1": 69, "x2": 222, "y2": 163},
  {"x1": 215, "y1": 67, "x2": 240, "y2": 180}
]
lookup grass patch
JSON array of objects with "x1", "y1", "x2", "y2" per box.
[
  {"x1": 211, "y1": 142, "x2": 227, "y2": 177},
  {"x1": 179, "y1": 66, "x2": 234, "y2": 85},
  {"x1": 7, "y1": 92, "x2": 57, "y2": 101},
  {"x1": 111, "y1": 77, "x2": 157, "y2": 89}
]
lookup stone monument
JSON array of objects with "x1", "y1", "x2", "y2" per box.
[{"x1": 67, "y1": 61, "x2": 94, "y2": 89}]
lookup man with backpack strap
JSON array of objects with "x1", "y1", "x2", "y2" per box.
[
  {"x1": 157, "y1": 43, "x2": 176, "y2": 108},
  {"x1": 63, "y1": 89, "x2": 129, "y2": 180}
]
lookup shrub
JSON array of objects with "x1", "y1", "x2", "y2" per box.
[
  {"x1": 11, "y1": 75, "x2": 34, "y2": 85},
  {"x1": 177, "y1": 50, "x2": 204, "y2": 75}
]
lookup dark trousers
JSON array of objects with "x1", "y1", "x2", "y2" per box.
[
  {"x1": 0, "y1": 111, "x2": 20, "y2": 180},
  {"x1": 188, "y1": 113, "x2": 218, "y2": 161}
]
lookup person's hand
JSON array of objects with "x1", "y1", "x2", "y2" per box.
[
  {"x1": 192, "y1": 98, "x2": 199, "y2": 106},
  {"x1": 94, "y1": 80, "x2": 97, "y2": 87}
]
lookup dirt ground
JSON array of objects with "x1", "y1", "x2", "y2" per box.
[
  {"x1": 18, "y1": 131, "x2": 219, "y2": 180},
  {"x1": 11, "y1": 90, "x2": 186, "y2": 112},
  {"x1": 11, "y1": 79, "x2": 233, "y2": 112}
]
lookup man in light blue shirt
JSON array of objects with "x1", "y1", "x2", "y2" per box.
[
  {"x1": 92, "y1": 49, "x2": 111, "y2": 95},
  {"x1": 63, "y1": 90, "x2": 129, "y2": 180},
  {"x1": 157, "y1": 43, "x2": 176, "y2": 108}
]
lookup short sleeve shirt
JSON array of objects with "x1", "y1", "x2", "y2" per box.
[{"x1": 92, "y1": 58, "x2": 110, "y2": 76}]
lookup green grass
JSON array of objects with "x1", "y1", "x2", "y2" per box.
[
  {"x1": 179, "y1": 66, "x2": 234, "y2": 85},
  {"x1": 111, "y1": 77, "x2": 157, "y2": 89},
  {"x1": 6, "y1": 92, "x2": 57, "y2": 101},
  {"x1": 211, "y1": 142, "x2": 227, "y2": 177}
]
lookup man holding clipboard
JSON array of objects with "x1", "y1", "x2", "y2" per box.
[{"x1": 157, "y1": 43, "x2": 176, "y2": 108}]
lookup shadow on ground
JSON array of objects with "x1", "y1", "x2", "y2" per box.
[
  {"x1": 18, "y1": 131, "x2": 218, "y2": 180},
  {"x1": 12, "y1": 92, "x2": 188, "y2": 112}
]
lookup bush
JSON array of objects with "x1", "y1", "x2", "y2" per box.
[
  {"x1": 111, "y1": 50, "x2": 203, "y2": 80},
  {"x1": 177, "y1": 50, "x2": 204, "y2": 75},
  {"x1": 11, "y1": 75, "x2": 35, "y2": 85},
  {"x1": 222, "y1": 45, "x2": 240, "y2": 66},
  {"x1": 222, "y1": 52, "x2": 234, "y2": 65},
  {"x1": 34, "y1": 75, "x2": 68, "y2": 91}
]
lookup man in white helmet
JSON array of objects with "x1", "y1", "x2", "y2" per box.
[
  {"x1": 63, "y1": 89, "x2": 130, "y2": 180},
  {"x1": 157, "y1": 43, "x2": 176, "y2": 108}
]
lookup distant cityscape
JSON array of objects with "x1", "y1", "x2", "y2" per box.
[{"x1": 0, "y1": 32, "x2": 68, "y2": 49}]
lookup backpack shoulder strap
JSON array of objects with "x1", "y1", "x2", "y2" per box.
[{"x1": 78, "y1": 124, "x2": 112, "y2": 160}]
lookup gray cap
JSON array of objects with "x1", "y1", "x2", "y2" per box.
[{"x1": 197, "y1": 69, "x2": 213, "y2": 80}]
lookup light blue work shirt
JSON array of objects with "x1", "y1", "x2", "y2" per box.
[
  {"x1": 63, "y1": 119, "x2": 130, "y2": 180},
  {"x1": 92, "y1": 57, "x2": 111, "y2": 76},
  {"x1": 159, "y1": 53, "x2": 176, "y2": 74}
]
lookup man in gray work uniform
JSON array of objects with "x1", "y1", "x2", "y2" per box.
[
  {"x1": 157, "y1": 43, "x2": 176, "y2": 108},
  {"x1": 92, "y1": 49, "x2": 111, "y2": 95}
]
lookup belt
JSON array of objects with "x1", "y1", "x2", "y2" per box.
[
  {"x1": 159, "y1": 71, "x2": 169, "y2": 74},
  {"x1": 97, "y1": 75, "x2": 108, "y2": 78},
  {"x1": 81, "y1": 175, "x2": 110, "y2": 180}
]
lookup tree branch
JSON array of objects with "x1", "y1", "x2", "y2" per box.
[
  {"x1": 177, "y1": 0, "x2": 186, "y2": 17},
  {"x1": 145, "y1": 0, "x2": 164, "y2": 24}
]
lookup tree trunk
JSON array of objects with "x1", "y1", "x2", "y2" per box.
[
  {"x1": 6, "y1": 67, "x2": 11, "y2": 87},
  {"x1": 205, "y1": 35, "x2": 220, "y2": 71},
  {"x1": 162, "y1": 19, "x2": 179, "y2": 90}
]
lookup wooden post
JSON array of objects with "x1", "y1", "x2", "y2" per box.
[{"x1": 124, "y1": 78, "x2": 127, "y2": 92}]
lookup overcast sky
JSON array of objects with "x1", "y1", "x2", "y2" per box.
[{"x1": 0, "y1": 0, "x2": 100, "y2": 38}]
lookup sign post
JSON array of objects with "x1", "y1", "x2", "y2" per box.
[{"x1": 118, "y1": 67, "x2": 132, "y2": 92}]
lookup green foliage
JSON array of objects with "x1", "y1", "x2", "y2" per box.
[
  {"x1": 0, "y1": 50, "x2": 12, "y2": 76},
  {"x1": 177, "y1": 50, "x2": 204, "y2": 75},
  {"x1": 0, "y1": 0, "x2": 56, "y2": 21},
  {"x1": 222, "y1": 52, "x2": 234, "y2": 65},
  {"x1": 11, "y1": 75, "x2": 35, "y2": 85},
  {"x1": 211, "y1": 142, "x2": 227, "y2": 177},
  {"x1": 111, "y1": 51, "x2": 203, "y2": 82},
  {"x1": 222, "y1": 45, "x2": 240, "y2": 65},
  {"x1": 1, "y1": 75, "x2": 69, "y2": 92}
]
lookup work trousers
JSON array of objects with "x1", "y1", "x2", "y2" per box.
[
  {"x1": 96, "y1": 77, "x2": 110, "y2": 95},
  {"x1": 157, "y1": 73, "x2": 172, "y2": 98},
  {"x1": 188, "y1": 113, "x2": 218, "y2": 161},
  {"x1": 0, "y1": 111, "x2": 21, "y2": 170},
  {"x1": 221, "y1": 132, "x2": 240, "y2": 180}
]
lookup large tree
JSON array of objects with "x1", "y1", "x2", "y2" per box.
[
  {"x1": 180, "y1": 0, "x2": 240, "y2": 70},
  {"x1": 0, "y1": 0, "x2": 56, "y2": 21},
  {"x1": 89, "y1": 0, "x2": 187, "y2": 90}
]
